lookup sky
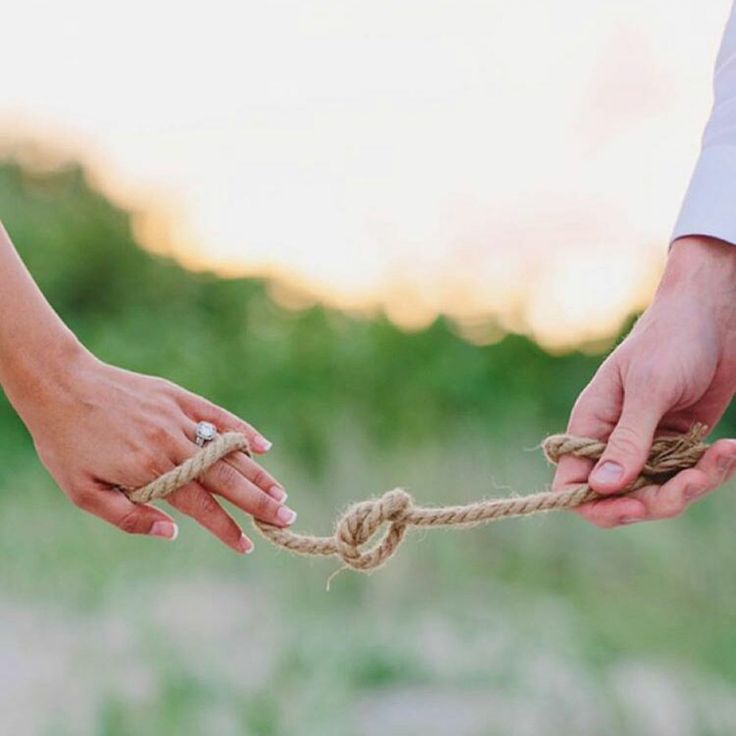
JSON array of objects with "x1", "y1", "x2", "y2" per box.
[{"x1": 2, "y1": 0, "x2": 732, "y2": 348}]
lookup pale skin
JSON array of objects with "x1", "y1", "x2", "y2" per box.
[
  {"x1": 0, "y1": 223, "x2": 297, "y2": 553},
  {"x1": 553, "y1": 235, "x2": 736, "y2": 527}
]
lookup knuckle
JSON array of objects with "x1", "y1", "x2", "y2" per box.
[
  {"x1": 607, "y1": 426, "x2": 644, "y2": 460},
  {"x1": 571, "y1": 383, "x2": 597, "y2": 415},
  {"x1": 202, "y1": 402, "x2": 226, "y2": 423},
  {"x1": 681, "y1": 469, "x2": 708, "y2": 497},
  {"x1": 211, "y1": 461, "x2": 239, "y2": 492},
  {"x1": 551, "y1": 469, "x2": 571, "y2": 493},
  {"x1": 139, "y1": 450, "x2": 168, "y2": 480},
  {"x1": 654, "y1": 496, "x2": 686, "y2": 520},
  {"x1": 116, "y1": 509, "x2": 142, "y2": 534},
  {"x1": 592, "y1": 514, "x2": 619, "y2": 529},
  {"x1": 147, "y1": 424, "x2": 172, "y2": 448},
  {"x1": 571, "y1": 363, "x2": 615, "y2": 412},
  {"x1": 147, "y1": 376, "x2": 177, "y2": 399},
  {"x1": 714, "y1": 442, "x2": 736, "y2": 481},
  {"x1": 250, "y1": 467, "x2": 269, "y2": 489},
  {"x1": 157, "y1": 377, "x2": 178, "y2": 395},
  {"x1": 631, "y1": 364, "x2": 656, "y2": 389},
  {"x1": 630, "y1": 365, "x2": 675, "y2": 404},
  {"x1": 569, "y1": 395, "x2": 594, "y2": 429},
  {"x1": 170, "y1": 387, "x2": 195, "y2": 411},
  {"x1": 196, "y1": 491, "x2": 220, "y2": 517},
  {"x1": 252, "y1": 491, "x2": 274, "y2": 518},
  {"x1": 70, "y1": 487, "x2": 94, "y2": 510},
  {"x1": 575, "y1": 505, "x2": 618, "y2": 529},
  {"x1": 649, "y1": 383, "x2": 672, "y2": 403}
]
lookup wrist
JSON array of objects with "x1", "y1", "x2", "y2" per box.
[
  {"x1": 660, "y1": 235, "x2": 736, "y2": 297},
  {"x1": 654, "y1": 235, "x2": 736, "y2": 343},
  {"x1": 0, "y1": 331, "x2": 93, "y2": 422}
]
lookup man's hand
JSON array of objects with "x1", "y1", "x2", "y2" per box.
[{"x1": 553, "y1": 236, "x2": 736, "y2": 526}]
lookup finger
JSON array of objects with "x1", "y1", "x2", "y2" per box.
[
  {"x1": 177, "y1": 393, "x2": 272, "y2": 453},
  {"x1": 201, "y1": 460, "x2": 297, "y2": 527},
  {"x1": 579, "y1": 438, "x2": 736, "y2": 528},
  {"x1": 225, "y1": 451, "x2": 287, "y2": 502},
  {"x1": 553, "y1": 368, "x2": 622, "y2": 494},
  {"x1": 630, "y1": 438, "x2": 736, "y2": 521},
  {"x1": 173, "y1": 428, "x2": 290, "y2": 511},
  {"x1": 587, "y1": 383, "x2": 669, "y2": 495},
  {"x1": 75, "y1": 484, "x2": 179, "y2": 539},
  {"x1": 581, "y1": 470, "x2": 706, "y2": 528},
  {"x1": 574, "y1": 495, "x2": 648, "y2": 529},
  {"x1": 166, "y1": 481, "x2": 254, "y2": 554},
  {"x1": 688, "y1": 437, "x2": 736, "y2": 497}
]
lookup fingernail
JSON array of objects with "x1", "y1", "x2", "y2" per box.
[
  {"x1": 276, "y1": 506, "x2": 297, "y2": 525},
  {"x1": 592, "y1": 461, "x2": 624, "y2": 485},
  {"x1": 150, "y1": 521, "x2": 178, "y2": 540},
  {"x1": 238, "y1": 534, "x2": 254, "y2": 554},
  {"x1": 619, "y1": 515, "x2": 642, "y2": 525},
  {"x1": 254, "y1": 437, "x2": 273, "y2": 452},
  {"x1": 269, "y1": 485, "x2": 288, "y2": 503},
  {"x1": 717, "y1": 455, "x2": 736, "y2": 474}
]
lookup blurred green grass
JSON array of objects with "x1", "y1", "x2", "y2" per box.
[
  {"x1": 4, "y1": 428, "x2": 736, "y2": 735},
  {"x1": 4, "y1": 154, "x2": 736, "y2": 735}
]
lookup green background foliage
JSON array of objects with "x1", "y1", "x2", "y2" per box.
[{"x1": 3, "y1": 157, "x2": 736, "y2": 735}]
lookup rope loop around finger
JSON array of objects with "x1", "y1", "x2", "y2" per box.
[{"x1": 124, "y1": 432, "x2": 251, "y2": 504}]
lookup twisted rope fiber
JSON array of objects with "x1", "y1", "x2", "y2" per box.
[{"x1": 124, "y1": 424, "x2": 709, "y2": 574}]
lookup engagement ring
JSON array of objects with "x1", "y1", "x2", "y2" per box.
[{"x1": 195, "y1": 421, "x2": 218, "y2": 447}]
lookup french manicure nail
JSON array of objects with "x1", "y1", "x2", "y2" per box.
[
  {"x1": 276, "y1": 506, "x2": 297, "y2": 525},
  {"x1": 254, "y1": 437, "x2": 273, "y2": 452},
  {"x1": 592, "y1": 461, "x2": 624, "y2": 485},
  {"x1": 269, "y1": 485, "x2": 288, "y2": 503},
  {"x1": 238, "y1": 534, "x2": 254, "y2": 554},
  {"x1": 150, "y1": 521, "x2": 178, "y2": 540}
]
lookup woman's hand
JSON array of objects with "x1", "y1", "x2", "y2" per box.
[
  {"x1": 553, "y1": 236, "x2": 736, "y2": 527},
  {"x1": 0, "y1": 224, "x2": 293, "y2": 553},
  {"x1": 7, "y1": 345, "x2": 295, "y2": 553}
]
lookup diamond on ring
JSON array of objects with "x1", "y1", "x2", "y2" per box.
[{"x1": 195, "y1": 421, "x2": 218, "y2": 447}]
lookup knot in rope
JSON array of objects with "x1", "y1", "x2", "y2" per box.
[{"x1": 334, "y1": 488, "x2": 413, "y2": 570}]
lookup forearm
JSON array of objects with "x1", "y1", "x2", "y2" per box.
[{"x1": 0, "y1": 223, "x2": 87, "y2": 417}]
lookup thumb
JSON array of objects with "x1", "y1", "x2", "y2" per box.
[
  {"x1": 589, "y1": 389, "x2": 664, "y2": 494},
  {"x1": 113, "y1": 502, "x2": 179, "y2": 539},
  {"x1": 78, "y1": 485, "x2": 179, "y2": 539}
]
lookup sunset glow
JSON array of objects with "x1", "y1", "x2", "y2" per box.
[{"x1": 2, "y1": 0, "x2": 731, "y2": 348}]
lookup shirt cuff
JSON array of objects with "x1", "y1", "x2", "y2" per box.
[{"x1": 672, "y1": 144, "x2": 736, "y2": 246}]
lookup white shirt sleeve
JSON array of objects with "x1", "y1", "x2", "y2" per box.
[{"x1": 673, "y1": 2, "x2": 736, "y2": 244}]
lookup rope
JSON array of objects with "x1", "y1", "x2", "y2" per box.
[{"x1": 123, "y1": 424, "x2": 709, "y2": 574}]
